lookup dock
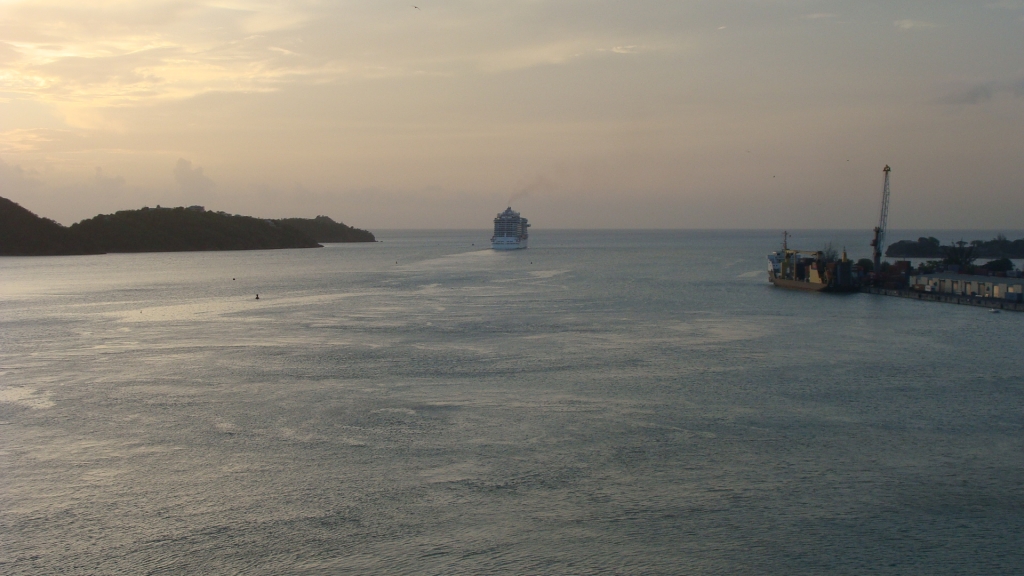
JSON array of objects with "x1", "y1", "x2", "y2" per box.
[{"x1": 861, "y1": 287, "x2": 1024, "y2": 312}]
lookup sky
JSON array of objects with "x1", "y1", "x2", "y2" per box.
[{"x1": 1, "y1": 1, "x2": 1023, "y2": 229}]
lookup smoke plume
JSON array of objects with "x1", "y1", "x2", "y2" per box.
[{"x1": 508, "y1": 175, "x2": 555, "y2": 206}]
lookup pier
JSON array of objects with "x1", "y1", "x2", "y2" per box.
[{"x1": 861, "y1": 286, "x2": 1024, "y2": 312}]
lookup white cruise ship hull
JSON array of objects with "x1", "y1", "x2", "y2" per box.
[
  {"x1": 491, "y1": 237, "x2": 527, "y2": 250},
  {"x1": 491, "y1": 206, "x2": 530, "y2": 250}
]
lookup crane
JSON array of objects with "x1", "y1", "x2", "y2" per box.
[{"x1": 870, "y1": 165, "x2": 891, "y2": 272}]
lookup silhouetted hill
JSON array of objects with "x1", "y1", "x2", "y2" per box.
[
  {"x1": 0, "y1": 197, "x2": 100, "y2": 256},
  {"x1": 886, "y1": 237, "x2": 943, "y2": 258},
  {"x1": 276, "y1": 215, "x2": 375, "y2": 243},
  {"x1": 69, "y1": 207, "x2": 321, "y2": 253},
  {"x1": 1, "y1": 197, "x2": 377, "y2": 256}
]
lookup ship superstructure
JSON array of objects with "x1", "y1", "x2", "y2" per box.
[
  {"x1": 491, "y1": 207, "x2": 530, "y2": 250},
  {"x1": 767, "y1": 232, "x2": 857, "y2": 292}
]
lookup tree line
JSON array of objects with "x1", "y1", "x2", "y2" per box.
[
  {"x1": 886, "y1": 235, "x2": 1024, "y2": 259},
  {"x1": 884, "y1": 235, "x2": 1021, "y2": 273},
  {"x1": 1, "y1": 196, "x2": 375, "y2": 256}
]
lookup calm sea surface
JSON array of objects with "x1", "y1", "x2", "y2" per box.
[{"x1": 2, "y1": 230, "x2": 1022, "y2": 575}]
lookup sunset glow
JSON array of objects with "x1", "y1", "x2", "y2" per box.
[{"x1": 2, "y1": 1, "x2": 1023, "y2": 228}]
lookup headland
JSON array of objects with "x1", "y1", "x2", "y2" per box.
[{"x1": 0, "y1": 196, "x2": 375, "y2": 256}]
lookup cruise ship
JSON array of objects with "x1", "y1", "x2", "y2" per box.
[{"x1": 491, "y1": 207, "x2": 530, "y2": 250}]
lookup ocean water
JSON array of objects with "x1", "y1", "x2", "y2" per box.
[{"x1": 1, "y1": 230, "x2": 1022, "y2": 575}]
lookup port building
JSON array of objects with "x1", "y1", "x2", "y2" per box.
[{"x1": 910, "y1": 272, "x2": 1024, "y2": 303}]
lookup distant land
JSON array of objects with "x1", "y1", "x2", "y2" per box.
[
  {"x1": 0, "y1": 196, "x2": 374, "y2": 256},
  {"x1": 886, "y1": 235, "x2": 1024, "y2": 259}
]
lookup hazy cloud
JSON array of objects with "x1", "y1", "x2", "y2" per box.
[
  {"x1": 2, "y1": 1, "x2": 1023, "y2": 229},
  {"x1": 984, "y1": 2, "x2": 1024, "y2": 10},
  {"x1": 31, "y1": 49, "x2": 169, "y2": 91},
  {"x1": 0, "y1": 157, "x2": 43, "y2": 195},
  {"x1": 0, "y1": 41, "x2": 22, "y2": 64},
  {"x1": 944, "y1": 83, "x2": 996, "y2": 105},
  {"x1": 0, "y1": 1, "x2": 654, "y2": 111},
  {"x1": 174, "y1": 158, "x2": 214, "y2": 194},
  {"x1": 894, "y1": 19, "x2": 939, "y2": 29},
  {"x1": 942, "y1": 78, "x2": 1024, "y2": 104},
  {"x1": 508, "y1": 175, "x2": 557, "y2": 206},
  {"x1": 93, "y1": 167, "x2": 125, "y2": 191},
  {"x1": 0, "y1": 129, "x2": 54, "y2": 153}
]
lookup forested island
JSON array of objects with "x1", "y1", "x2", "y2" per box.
[
  {"x1": 886, "y1": 235, "x2": 1024, "y2": 259},
  {"x1": 1, "y1": 196, "x2": 375, "y2": 256}
]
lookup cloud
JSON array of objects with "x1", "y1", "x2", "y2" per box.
[
  {"x1": 93, "y1": 166, "x2": 125, "y2": 191},
  {"x1": 944, "y1": 83, "x2": 996, "y2": 105},
  {"x1": 0, "y1": 129, "x2": 55, "y2": 153},
  {"x1": 894, "y1": 19, "x2": 939, "y2": 30},
  {"x1": 0, "y1": 2, "x2": 327, "y2": 113},
  {"x1": 473, "y1": 40, "x2": 591, "y2": 72},
  {"x1": 801, "y1": 13, "x2": 838, "y2": 20},
  {"x1": 0, "y1": 156, "x2": 43, "y2": 196},
  {"x1": 173, "y1": 158, "x2": 214, "y2": 194},
  {"x1": 984, "y1": 1, "x2": 1024, "y2": 10},
  {"x1": 941, "y1": 78, "x2": 1024, "y2": 104},
  {"x1": 0, "y1": 0, "x2": 682, "y2": 116},
  {"x1": 508, "y1": 174, "x2": 557, "y2": 205},
  {"x1": 0, "y1": 41, "x2": 22, "y2": 64},
  {"x1": 597, "y1": 45, "x2": 656, "y2": 55},
  {"x1": 32, "y1": 50, "x2": 165, "y2": 88}
]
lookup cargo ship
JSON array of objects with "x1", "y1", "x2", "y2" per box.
[
  {"x1": 767, "y1": 232, "x2": 857, "y2": 292},
  {"x1": 491, "y1": 207, "x2": 530, "y2": 250}
]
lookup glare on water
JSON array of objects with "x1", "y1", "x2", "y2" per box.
[{"x1": 1, "y1": 230, "x2": 1022, "y2": 575}]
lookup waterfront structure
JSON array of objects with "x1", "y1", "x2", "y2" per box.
[
  {"x1": 491, "y1": 207, "x2": 530, "y2": 250},
  {"x1": 910, "y1": 272, "x2": 1024, "y2": 302}
]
